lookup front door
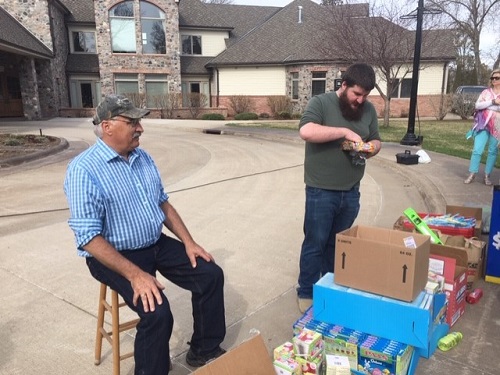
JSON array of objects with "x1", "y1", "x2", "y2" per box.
[{"x1": 0, "y1": 72, "x2": 23, "y2": 117}]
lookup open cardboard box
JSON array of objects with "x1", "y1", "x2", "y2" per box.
[
  {"x1": 192, "y1": 333, "x2": 275, "y2": 375},
  {"x1": 394, "y1": 205, "x2": 482, "y2": 239},
  {"x1": 334, "y1": 225, "x2": 430, "y2": 302},
  {"x1": 429, "y1": 243, "x2": 468, "y2": 327},
  {"x1": 438, "y1": 234, "x2": 486, "y2": 289}
]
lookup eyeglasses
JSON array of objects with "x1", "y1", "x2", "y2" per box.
[
  {"x1": 110, "y1": 117, "x2": 142, "y2": 127},
  {"x1": 490, "y1": 76, "x2": 500, "y2": 81}
]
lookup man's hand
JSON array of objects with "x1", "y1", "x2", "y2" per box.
[
  {"x1": 131, "y1": 271, "x2": 165, "y2": 313},
  {"x1": 185, "y1": 242, "x2": 214, "y2": 268},
  {"x1": 343, "y1": 129, "x2": 362, "y2": 143}
]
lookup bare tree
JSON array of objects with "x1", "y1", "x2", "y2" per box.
[
  {"x1": 316, "y1": 2, "x2": 419, "y2": 126},
  {"x1": 426, "y1": 0, "x2": 500, "y2": 83},
  {"x1": 201, "y1": 0, "x2": 234, "y2": 4}
]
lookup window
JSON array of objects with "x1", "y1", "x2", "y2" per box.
[
  {"x1": 181, "y1": 35, "x2": 202, "y2": 55},
  {"x1": 392, "y1": 78, "x2": 412, "y2": 98},
  {"x1": 71, "y1": 31, "x2": 96, "y2": 53},
  {"x1": 140, "y1": 2, "x2": 166, "y2": 54},
  {"x1": 110, "y1": 1, "x2": 136, "y2": 53},
  {"x1": 69, "y1": 76, "x2": 101, "y2": 108},
  {"x1": 145, "y1": 74, "x2": 169, "y2": 107},
  {"x1": 115, "y1": 74, "x2": 139, "y2": 97},
  {"x1": 312, "y1": 72, "x2": 326, "y2": 96},
  {"x1": 291, "y1": 72, "x2": 299, "y2": 100}
]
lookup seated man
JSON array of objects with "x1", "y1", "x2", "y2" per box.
[{"x1": 64, "y1": 94, "x2": 226, "y2": 374}]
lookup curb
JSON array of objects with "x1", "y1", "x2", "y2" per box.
[{"x1": 0, "y1": 137, "x2": 69, "y2": 168}]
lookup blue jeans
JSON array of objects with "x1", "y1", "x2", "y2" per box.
[
  {"x1": 469, "y1": 130, "x2": 498, "y2": 174},
  {"x1": 297, "y1": 185, "x2": 360, "y2": 299},
  {"x1": 86, "y1": 233, "x2": 226, "y2": 375}
]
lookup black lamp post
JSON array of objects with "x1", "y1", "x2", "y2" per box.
[{"x1": 400, "y1": 0, "x2": 424, "y2": 146}]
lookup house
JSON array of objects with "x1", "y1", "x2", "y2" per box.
[{"x1": 0, "y1": 0, "x2": 455, "y2": 120}]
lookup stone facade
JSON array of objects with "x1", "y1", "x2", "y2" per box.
[
  {"x1": 94, "y1": 0, "x2": 182, "y2": 99},
  {"x1": 2, "y1": 0, "x2": 68, "y2": 119}
]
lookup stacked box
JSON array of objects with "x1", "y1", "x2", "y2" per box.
[
  {"x1": 429, "y1": 244, "x2": 468, "y2": 327},
  {"x1": 325, "y1": 355, "x2": 351, "y2": 375},
  {"x1": 274, "y1": 357, "x2": 302, "y2": 375},
  {"x1": 295, "y1": 355, "x2": 323, "y2": 374},
  {"x1": 293, "y1": 329, "x2": 324, "y2": 360},
  {"x1": 274, "y1": 342, "x2": 294, "y2": 360},
  {"x1": 321, "y1": 325, "x2": 365, "y2": 370},
  {"x1": 293, "y1": 306, "x2": 315, "y2": 335},
  {"x1": 357, "y1": 335, "x2": 414, "y2": 375}
]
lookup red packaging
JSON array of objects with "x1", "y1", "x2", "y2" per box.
[{"x1": 466, "y1": 288, "x2": 483, "y2": 304}]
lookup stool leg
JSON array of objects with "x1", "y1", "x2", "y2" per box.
[
  {"x1": 111, "y1": 290, "x2": 120, "y2": 375},
  {"x1": 94, "y1": 283, "x2": 107, "y2": 365}
]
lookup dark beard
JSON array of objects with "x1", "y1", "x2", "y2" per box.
[{"x1": 339, "y1": 90, "x2": 364, "y2": 121}]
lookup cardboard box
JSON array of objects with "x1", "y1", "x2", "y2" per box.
[
  {"x1": 394, "y1": 206, "x2": 482, "y2": 239},
  {"x1": 446, "y1": 205, "x2": 482, "y2": 238},
  {"x1": 192, "y1": 333, "x2": 275, "y2": 375},
  {"x1": 486, "y1": 186, "x2": 500, "y2": 284},
  {"x1": 313, "y1": 273, "x2": 449, "y2": 359},
  {"x1": 429, "y1": 244, "x2": 468, "y2": 327},
  {"x1": 334, "y1": 225, "x2": 430, "y2": 302},
  {"x1": 438, "y1": 234, "x2": 486, "y2": 289}
]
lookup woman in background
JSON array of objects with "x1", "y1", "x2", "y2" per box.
[{"x1": 464, "y1": 68, "x2": 500, "y2": 185}]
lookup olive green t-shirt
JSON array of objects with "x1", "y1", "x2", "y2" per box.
[{"x1": 299, "y1": 91, "x2": 380, "y2": 190}]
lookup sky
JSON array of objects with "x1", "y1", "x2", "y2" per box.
[{"x1": 230, "y1": 0, "x2": 497, "y2": 66}]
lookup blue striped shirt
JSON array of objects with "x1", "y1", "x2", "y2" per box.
[{"x1": 64, "y1": 138, "x2": 168, "y2": 257}]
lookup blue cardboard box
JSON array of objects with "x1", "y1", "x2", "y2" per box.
[
  {"x1": 313, "y1": 273, "x2": 448, "y2": 359},
  {"x1": 486, "y1": 185, "x2": 500, "y2": 284}
]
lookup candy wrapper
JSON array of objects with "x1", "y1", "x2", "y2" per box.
[
  {"x1": 341, "y1": 141, "x2": 374, "y2": 166},
  {"x1": 341, "y1": 141, "x2": 375, "y2": 153}
]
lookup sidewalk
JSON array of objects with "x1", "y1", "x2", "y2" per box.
[{"x1": 0, "y1": 118, "x2": 498, "y2": 375}]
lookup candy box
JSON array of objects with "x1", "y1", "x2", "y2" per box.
[
  {"x1": 274, "y1": 341, "x2": 295, "y2": 360},
  {"x1": 325, "y1": 355, "x2": 351, "y2": 375},
  {"x1": 293, "y1": 329, "x2": 324, "y2": 360},
  {"x1": 296, "y1": 355, "x2": 323, "y2": 374},
  {"x1": 321, "y1": 326, "x2": 365, "y2": 370},
  {"x1": 274, "y1": 357, "x2": 302, "y2": 375},
  {"x1": 357, "y1": 336, "x2": 414, "y2": 375}
]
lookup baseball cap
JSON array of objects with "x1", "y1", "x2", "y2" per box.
[{"x1": 92, "y1": 94, "x2": 150, "y2": 125}]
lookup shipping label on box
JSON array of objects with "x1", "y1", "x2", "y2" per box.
[
  {"x1": 322, "y1": 327, "x2": 365, "y2": 370},
  {"x1": 334, "y1": 225, "x2": 430, "y2": 302},
  {"x1": 326, "y1": 355, "x2": 351, "y2": 375}
]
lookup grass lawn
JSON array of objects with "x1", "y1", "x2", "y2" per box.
[{"x1": 225, "y1": 118, "x2": 495, "y2": 166}]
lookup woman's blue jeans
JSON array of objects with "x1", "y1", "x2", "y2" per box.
[
  {"x1": 86, "y1": 233, "x2": 226, "y2": 375},
  {"x1": 297, "y1": 185, "x2": 360, "y2": 299},
  {"x1": 469, "y1": 130, "x2": 498, "y2": 174}
]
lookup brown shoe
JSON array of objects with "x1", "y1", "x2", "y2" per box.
[
  {"x1": 297, "y1": 297, "x2": 313, "y2": 313},
  {"x1": 464, "y1": 173, "x2": 475, "y2": 184},
  {"x1": 484, "y1": 174, "x2": 492, "y2": 186}
]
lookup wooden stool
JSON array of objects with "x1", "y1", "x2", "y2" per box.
[{"x1": 94, "y1": 283, "x2": 140, "y2": 375}]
